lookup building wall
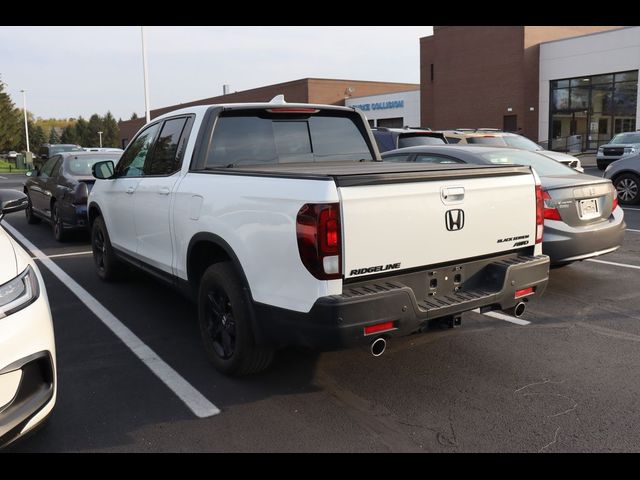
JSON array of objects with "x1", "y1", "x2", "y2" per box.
[
  {"x1": 118, "y1": 78, "x2": 418, "y2": 146},
  {"x1": 346, "y1": 90, "x2": 420, "y2": 127},
  {"x1": 421, "y1": 26, "x2": 622, "y2": 141},
  {"x1": 538, "y1": 26, "x2": 640, "y2": 144}
]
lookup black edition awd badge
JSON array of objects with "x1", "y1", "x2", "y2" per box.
[{"x1": 445, "y1": 209, "x2": 465, "y2": 231}]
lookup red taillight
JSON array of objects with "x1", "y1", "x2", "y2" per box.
[
  {"x1": 542, "y1": 190, "x2": 562, "y2": 221},
  {"x1": 296, "y1": 203, "x2": 342, "y2": 280},
  {"x1": 515, "y1": 287, "x2": 535, "y2": 299},
  {"x1": 364, "y1": 321, "x2": 395, "y2": 336},
  {"x1": 613, "y1": 196, "x2": 619, "y2": 211},
  {"x1": 535, "y1": 184, "x2": 544, "y2": 243},
  {"x1": 266, "y1": 108, "x2": 319, "y2": 113}
]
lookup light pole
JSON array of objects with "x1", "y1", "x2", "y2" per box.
[
  {"x1": 20, "y1": 89, "x2": 30, "y2": 153},
  {"x1": 98, "y1": 131, "x2": 103, "y2": 148},
  {"x1": 141, "y1": 26, "x2": 151, "y2": 123}
]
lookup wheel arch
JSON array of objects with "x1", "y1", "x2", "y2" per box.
[{"x1": 88, "y1": 202, "x2": 103, "y2": 227}]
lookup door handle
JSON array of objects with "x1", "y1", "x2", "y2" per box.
[
  {"x1": 126, "y1": 187, "x2": 136, "y2": 195},
  {"x1": 441, "y1": 186, "x2": 465, "y2": 203},
  {"x1": 158, "y1": 187, "x2": 171, "y2": 195}
]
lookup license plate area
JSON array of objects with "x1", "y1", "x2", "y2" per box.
[
  {"x1": 578, "y1": 198, "x2": 599, "y2": 220},
  {"x1": 426, "y1": 265, "x2": 464, "y2": 298}
]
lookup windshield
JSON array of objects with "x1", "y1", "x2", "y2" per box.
[
  {"x1": 478, "y1": 149, "x2": 578, "y2": 176},
  {"x1": 398, "y1": 135, "x2": 446, "y2": 148},
  {"x1": 611, "y1": 133, "x2": 640, "y2": 144},
  {"x1": 66, "y1": 155, "x2": 119, "y2": 176},
  {"x1": 466, "y1": 136, "x2": 508, "y2": 146},
  {"x1": 51, "y1": 145, "x2": 84, "y2": 155},
  {"x1": 502, "y1": 135, "x2": 543, "y2": 151}
]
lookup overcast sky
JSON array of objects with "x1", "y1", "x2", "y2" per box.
[{"x1": 0, "y1": 26, "x2": 433, "y2": 121}]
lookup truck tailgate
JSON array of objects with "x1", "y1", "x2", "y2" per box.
[{"x1": 338, "y1": 166, "x2": 536, "y2": 280}]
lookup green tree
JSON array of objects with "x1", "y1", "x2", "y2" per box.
[
  {"x1": 0, "y1": 80, "x2": 23, "y2": 151},
  {"x1": 74, "y1": 117, "x2": 89, "y2": 146},
  {"x1": 48, "y1": 127, "x2": 60, "y2": 144},
  {"x1": 31, "y1": 124, "x2": 46, "y2": 149},
  {"x1": 60, "y1": 125, "x2": 78, "y2": 144},
  {"x1": 87, "y1": 113, "x2": 102, "y2": 146},
  {"x1": 130, "y1": 112, "x2": 139, "y2": 120},
  {"x1": 103, "y1": 111, "x2": 120, "y2": 147}
]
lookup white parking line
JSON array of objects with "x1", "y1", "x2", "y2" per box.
[
  {"x1": 587, "y1": 258, "x2": 640, "y2": 270},
  {"x1": 0, "y1": 176, "x2": 7, "y2": 180},
  {"x1": 472, "y1": 308, "x2": 530, "y2": 325},
  {"x1": 623, "y1": 207, "x2": 640, "y2": 211},
  {"x1": 33, "y1": 250, "x2": 93, "y2": 259},
  {"x1": 3, "y1": 222, "x2": 220, "y2": 418},
  {"x1": 627, "y1": 229, "x2": 640, "y2": 233}
]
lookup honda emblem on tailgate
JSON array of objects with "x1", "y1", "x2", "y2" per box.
[{"x1": 445, "y1": 209, "x2": 465, "y2": 231}]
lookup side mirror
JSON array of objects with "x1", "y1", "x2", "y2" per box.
[
  {"x1": 0, "y1": 189, "x2": 28, "y2": 221},
  {"x1": 92, "y1": 160, "x2": 115, "y2": 179}
]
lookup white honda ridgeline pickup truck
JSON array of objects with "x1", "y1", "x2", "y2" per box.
[{"x1": 88, "y1": 99, "x2": 550, "y2": 376}]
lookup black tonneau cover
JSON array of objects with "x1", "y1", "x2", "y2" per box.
[{"x1": 207, "y1": 162, "x2": 533, "y2": 187}]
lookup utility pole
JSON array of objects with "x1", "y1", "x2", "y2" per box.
[
  {"x1": 141, "y1": 26, "x2": 151, "y2": 123},
  {"x1": 20, "y1": 89, "x2": 30, "y2": 152},
  {"x1": 98, "y1": 131, "x2": 103, "y2": 148}
]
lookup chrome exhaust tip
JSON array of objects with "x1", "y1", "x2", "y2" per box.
[
  {"x1": 513, "y1": 301, "x2": 526, "y2": 318},
  {"x1": 370, "y1": 337, "x2": 387, "y2": 357}
]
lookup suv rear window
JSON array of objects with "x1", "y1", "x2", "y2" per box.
[
  {"x1": 206, "y1": 112, "x2": 373, "y2": 167},
  {"x1": 51, "y1": 145, "x2": 84, "y2": 155},
  {"x1": 466, "y1": 136, "x2": 508, "y2": 146}
]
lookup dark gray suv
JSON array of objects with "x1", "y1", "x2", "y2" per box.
[{"x1": 596, "y1": 131, "x2": 640, "y2": 170}]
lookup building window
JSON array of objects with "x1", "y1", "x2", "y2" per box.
[
  {"x1": 430, "y1": 64, "x2": 434, "y2": 82},
  {"x1": 549, "y1": 70, "x2": 638, "y2": 151},
  {"x1": 377, "y1": 117, "x2": 404, "y2": 128}
]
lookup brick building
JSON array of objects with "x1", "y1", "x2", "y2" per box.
[
  {"x1": 119, "y1": 78, "x2": 418, "y2": 147},
  {"x1": 420, "y1": 26, "x2": 622, "y2": 141}
]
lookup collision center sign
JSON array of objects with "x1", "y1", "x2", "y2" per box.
[{"x1": 351, "y1": 100, "x2": 404, "y2": 112}]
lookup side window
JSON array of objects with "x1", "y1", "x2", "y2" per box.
[
  {"x1": 415, "y1": 154, "x2": 465, "y2": 164},
  {"x1": 144, "y1": 117, "x2": 189, "y2": 176},
  {"x1": 446, "y1": 137, "x2": 462, "y2": 144},
  {"x1": 40, "y1": 156, "x2": 60, "y2": 178},
  {"x1": 383, "y1": 154, "x2": 412, "y2": 163},
  {"x1": 115, "y1": 123, "x2": 161, "y2": 177}
]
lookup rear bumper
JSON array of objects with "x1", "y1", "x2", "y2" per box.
[
  {"x1": 254, "y1": 252, "x2": 550, "y2": 349},
  {"x1": 543, "y1": 207, "x2": 626, "y2": 264}
]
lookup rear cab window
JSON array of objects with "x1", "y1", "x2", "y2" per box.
[{"x1": 205, "y1": 110, "x2": 374, "y2": 168}]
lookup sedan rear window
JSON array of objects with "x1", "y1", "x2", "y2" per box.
[
  {"x1": 479, "y1": 149, "x2": 577, "y2": 176},
  {"x1": 398, "y1": 135, "x2": 446, "y2": 148},
  {"x1": 66, "y1": 155, "x2": 119, "y2": 176}
]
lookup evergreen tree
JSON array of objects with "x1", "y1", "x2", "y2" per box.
[
  {"x1": 48, "y1": 127, "x2": 60, "y2": 144},
  {"x1": 74, "y1": 117, "x2": 89, "y2": 146},
  {"x1": 130, "y1": 112, "x2": 139, "y2": 120},
  {"x1": 60, "y1": 125, "x2": 78, "y2": 144},
  {"x1": 31, "y1": 124, "x2": 46, "y2": 149},
  {"x1": 0, "y1": 80, "x2": 23, "y2": 151},
  {"x1": 103, "y1": 111, "x2": 120, "y2": 147}
]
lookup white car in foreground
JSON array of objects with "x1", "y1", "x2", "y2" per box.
[{"x1": 0, "y1": 190, "x2": 56, "y2": 448}]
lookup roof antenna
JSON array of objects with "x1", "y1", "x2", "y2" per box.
[{"x1": 270, "y1": 94, "x2": 286, "y2": 104}]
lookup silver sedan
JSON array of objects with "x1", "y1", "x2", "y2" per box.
[{"x1": 382, "y1": 145, "x2": 626, "y2": 266}]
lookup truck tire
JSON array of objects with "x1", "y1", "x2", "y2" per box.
[
  {"x1": 91, "y1": 215, "x2": 123, "y2": 281},
  {"x1": 198, "y1": 262, "x2": 274, "y2": 376}
]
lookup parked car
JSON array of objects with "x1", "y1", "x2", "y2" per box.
[
  {"x1": 438, "y1": 129, "x2": 584, "y2": 172},
  {"x1": 24, "y1": 152, "x2": 121, "y2": 241},
  {"x1": 7, "y1": 151, "x2": 18, "y2": 160},
  {"x1": 383, "y1": 145, "x2": 625, "y2": 266},
  {"x1": 372, "y1": 127, "x2": 447, "y2": 153},
  {"x1": 88, "y1": 100, "x2": 549, "y2": 376},
  {"x1": 603, "y1": 152, "x2": 640, "y2": 205},
  {"x1": 596, "y1": 131, "x2": 640, "y2": 170},
  {"x1": 36, "y1": 144, "x2": 83, "y2": 168},
  {"x1": 0, "y1": 190, "x2": 57, "y2": 448}
]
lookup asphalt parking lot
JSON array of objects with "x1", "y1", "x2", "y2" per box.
[{"x1": 3, "y1": 162, "x2": 640, "y2": 452}]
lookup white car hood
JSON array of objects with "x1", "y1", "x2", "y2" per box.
[
  {"x1": 0, "y1": 225, "x2": 18, "y2": 283},
  {"x1": 540, "y1": 150, "x2": 576, "y2": 163}
]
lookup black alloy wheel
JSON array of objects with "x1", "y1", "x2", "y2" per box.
[
  {"x1": 206, "y1": 289, "x2": 236, "y2": 360},
  {"x1": 25, "y1": 193, "x2": 40, "y2": 224},
  {"x1": 91, "y1": 216, "x2": 122, "y2": 281},
  {"x1": 52, "y1": 203, "x2": 66, "y2": 242}
]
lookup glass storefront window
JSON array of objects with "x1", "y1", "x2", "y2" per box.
[{"x1": 549, "y1": 70, "x2": 638, "y2": 151}]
